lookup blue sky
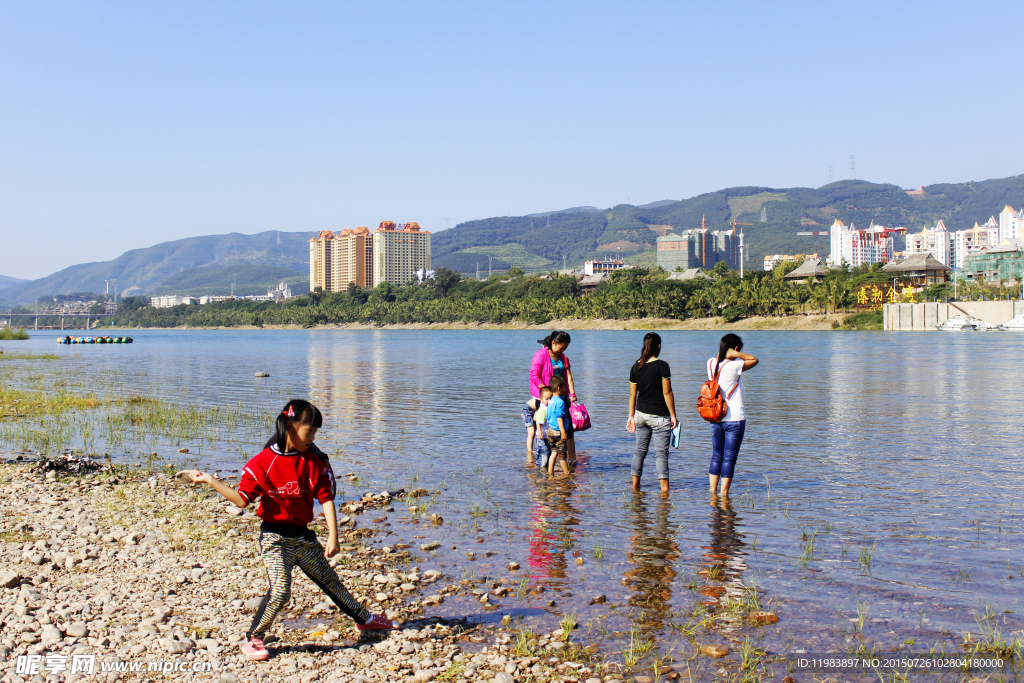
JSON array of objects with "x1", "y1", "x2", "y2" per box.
[{"x1": 1, "y1": 1, "x2": 1022, "y2": 280}]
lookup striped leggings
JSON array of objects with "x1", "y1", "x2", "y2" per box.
[{"x1": 248, "y1": 530, "x2": 371, "y2": 638}]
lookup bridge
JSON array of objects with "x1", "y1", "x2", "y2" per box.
[{"x1": 2, "y1": 312, "x2": 114, "y2": 331}]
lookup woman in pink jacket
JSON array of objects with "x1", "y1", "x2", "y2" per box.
[{"x1": 528, "y1": 331, "x2": 578, "y2": 465}]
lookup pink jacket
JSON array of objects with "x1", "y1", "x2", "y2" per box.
[{"x1": 530, "y1": 347, "x2": 571, "y2": 399}]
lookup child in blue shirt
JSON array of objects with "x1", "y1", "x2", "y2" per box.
[{"x1": 545, "y1": 377, "x2": 572, "y2": 475}]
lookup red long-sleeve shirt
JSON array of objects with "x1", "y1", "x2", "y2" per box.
[{"x1": 237, "y1": 444, "x2": 336, "y2": 525}]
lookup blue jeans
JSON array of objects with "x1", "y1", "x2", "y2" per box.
[
  {"x1": 535, "y1": 434, "x2": 551, "y2": 467},
  {"x1": 709, "y1": 420, "x2": 746, "y2": 479},
  {"x1": 632, "y1": 411, "x2": 672, "y2": 481}
]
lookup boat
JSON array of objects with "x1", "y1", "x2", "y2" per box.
[
  {"x1": 969, "y1": 317, "x2": 1000, "y2": 331},
  {"x1": 999, "y1": 313, "x2": 1024, "y2": 331},
  {"x1": 935, "y1": 315, "x2": 976, "y2": 331}
]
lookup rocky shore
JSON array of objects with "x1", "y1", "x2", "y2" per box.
[{"x1": 0, "y1": 463, "x2": 612, "y2": 683}]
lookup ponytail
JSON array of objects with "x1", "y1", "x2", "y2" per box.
[
  {"x1": 715, "y1": 333, "x2": 743, "y2": 373},
  {"x1": 268, "y1": 399, "x2": 323, "y2": 453},
  {"x1": 636, "y1": 332, "x2": 661, "y2": 368},
  {"x1": 545, "y1": 331, "x2": 571, "y2": 349}
]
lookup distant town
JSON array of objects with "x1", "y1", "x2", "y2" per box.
[{"x1": 93, "y1": 203, "x2": 1024, "y2": 316}]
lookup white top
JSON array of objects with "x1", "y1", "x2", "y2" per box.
[{"x1": 707, "y1": 357, "x2": 744, "y2": 422}]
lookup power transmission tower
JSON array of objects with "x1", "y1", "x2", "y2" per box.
[
  {"x1": 828, "y1": 165, "x2": 833, "y2": 183},
  {"x1": 276, "y1": 231, "x2": 281, "y2": 245},
  {"x1": 488, "y1": 256, "x2": 492, "y2": 278},
  {"x1": 849, "y1": 155, "x2": 855, "y2": 180},
  {"x1": 476, "y1": 263, "x2": 480, "y2": 280},
  {"x1": 760, "y1": 205, "x2": 768, "y2": 222}
]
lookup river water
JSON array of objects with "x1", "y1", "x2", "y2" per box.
[{"x1": 4, "y1": 329, "x2": 1024, "y2": 678}]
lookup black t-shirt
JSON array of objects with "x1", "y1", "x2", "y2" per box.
[{"x1": 629, "y1": 359, "x2": 672, "y2": 416}]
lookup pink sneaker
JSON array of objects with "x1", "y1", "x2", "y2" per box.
[
  {"x1": 356, "y1": 614, "x2": 400, "y2": 631},
  {"x1": 240, "y1": 636, "x2": 270, "y2": 661}
]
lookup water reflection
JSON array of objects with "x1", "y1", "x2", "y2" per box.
[
  {"x1": 698, "y1": 495, "x2": 747, "y2": 605},
  {"x1": 526, "y1": 475, "x2": 581, "y2": 586},
  {"x1": 622, "y1": 494, "x2": 679, "y2": 630}
]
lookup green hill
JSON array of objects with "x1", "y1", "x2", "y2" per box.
[
  {"x1": 436, "y1": 175, "x2": 1024, "y2": 271},
  {"x1": 0, "y1": 230, "x2": 315, "y2": 305},
  {"x1": 148, "y1": 264, "x2": 309, "y2": 297}
]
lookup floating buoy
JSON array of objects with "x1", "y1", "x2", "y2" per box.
[{"x1": 255, "y1": 372, "x2": 270, "y2": 378}]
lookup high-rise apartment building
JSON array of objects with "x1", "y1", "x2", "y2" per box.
[
  {"x1": 656, "y1": 226, "x2": 738, "y2": 271},
  {"x1": 309, "y1": 221, "x2": 431, "y2": 291},
  {"x1": 372, "y1": 221, "x2": 431, "y2": 287},
  {"x1": 332, "y1": 227, "x2": 374, "y2": 289},
  {"x1": 905, "y1": 220, "x2": 952, "y2": 266},
  {"x1": 999, "y1": 205, "x2": 1023, "y2": 242},
  {"x1": 827, "y1": 220, "x2": 905, "y2": 267},
  {"x1": 309, "y1": 230, "x2": 334, "y2": 293},
  {"x1": 952, "y1": 218, "x2": 1000, "y2": 269}
]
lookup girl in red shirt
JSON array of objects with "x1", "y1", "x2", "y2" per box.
[{"x1": 189, "y1": 400, "x2": 397, "y2": 661}]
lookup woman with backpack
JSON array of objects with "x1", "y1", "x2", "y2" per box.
[
  {"x1": 627, "y1": 333, "x2": 677, "y2": 494},
  {"x1": 706, "y1": 334, "x2": 758, "y2": 497}
]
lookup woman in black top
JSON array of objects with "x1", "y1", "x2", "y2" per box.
[{"x1": 626, "y1": 333, "x2": 678, "y2": 494}]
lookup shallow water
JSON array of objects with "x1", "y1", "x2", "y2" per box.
[{"x1": 4, "y1": 329, "x2": 1024, "y2": 678}]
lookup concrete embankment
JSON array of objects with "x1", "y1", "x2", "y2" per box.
[{"x1": 883, "y1": 301, "x2": 1024, "y2": 330}]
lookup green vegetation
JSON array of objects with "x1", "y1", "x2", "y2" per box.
[
  {"x1": 0, "y1": 327, "x2": 30, "y2": 340},
  {"x1": 436, "y1": 244, "x2": 555, "y2": 272},
  {"x1": 149, "y1": 264, "x2": 308, "y2": 297},
  {"x1": 105, "y1": 262, "x2": 931, "y2": 328},
  {"x1": 431, "y1": 174, "x2": 1024, "y2": 276},
  {"x1": 834, "y1": 310, "x2": 883, "y2": 330}
]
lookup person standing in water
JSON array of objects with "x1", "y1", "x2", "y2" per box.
[
  {"x1": 530, "y1": 331, "x2": 579, "y2": 465},
  {"x1": 626, "y1": 333, "x2": 677, "y2": 494},
  {"x1": 707, "y1": 334, "x2": 758, "y2": 497}
]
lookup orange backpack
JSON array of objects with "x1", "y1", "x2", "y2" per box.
[{"x1": 697, "y1": 360, "x2": 739, "y2": 422}]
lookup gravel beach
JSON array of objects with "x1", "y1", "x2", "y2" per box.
[{"x1": 0, "y1": 463, "x2": 605, "y2": 683}]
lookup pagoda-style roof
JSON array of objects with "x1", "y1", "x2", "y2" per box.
[
  {"x1": 882, "y1": 253, "x2": 951, "y2": 272},
  {"x1": 784, "y1": 258, "x2": 828, "y2": 279}
]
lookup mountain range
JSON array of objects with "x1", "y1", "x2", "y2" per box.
[
  {"x1": 2, "y1": 174, "x2": 1023, "y2": 305},
  {"x1": 0, "y1": 231, "x2": 313, "y2": 306},
  {"x1": 432, "y1": 175, "x2": 1024, "y2": 273}
]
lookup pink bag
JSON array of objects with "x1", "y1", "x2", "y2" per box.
[{"x1": 570, "y1": 402, "x2": 592, "y2": 432}]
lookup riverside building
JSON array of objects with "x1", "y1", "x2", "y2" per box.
[
  {"x1": 372, "y1": 221, "x2": 431, "y2": 287},
  {"x1": 309, "y1": 221, "x2": 430, "y2": 291}
]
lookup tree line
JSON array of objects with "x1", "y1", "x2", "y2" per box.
[{"x1": 107, "y1": 261, "x2": 971, "y2": 329}]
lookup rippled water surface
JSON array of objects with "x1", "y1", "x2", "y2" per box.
[{"x1": 5, "y1": 329, "x2": 1024, "y2": 678}]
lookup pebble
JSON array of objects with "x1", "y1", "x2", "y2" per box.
[
  {"x1": 0, "y1": 462, "x2": 610, "y2": 683},
  {"x1": 701, "y1": 643, "x2": 731, "y2": 657}
]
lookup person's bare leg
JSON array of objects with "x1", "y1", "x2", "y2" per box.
[
  {"x1": 709, "y1": 474, "x2": 720, "y2": 495},
  {"x1": 567, "y1": 438, "x2": 577, "y2": 467},
  {"x1": 631, "y1": 475, "x2": 641, "y2": 492},
  {"x1": 559, "y1": 456, "x2": 570, "y2": 475},
  {"x1": 526, "y1": 426, "x2": 535, "y2": 456},
  {"x1": 719, "y1": 478, "x2": 732, "y2": 496},
  {"x1": 659, "y1": 479, "x2": 669, "y2": 495}
]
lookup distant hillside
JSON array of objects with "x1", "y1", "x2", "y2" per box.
[
  {"x1": 0, "y1": 274, "x2": 27, "y2": 289},
  {"x1": 148, "y1": 264, "x2": 309, "y2": 297},
  {"x1": 0, "y1": 230, "x2": 315, "y2": 305},
  {"x1": 435, "y1": 175, "x2": 1024, "y2": 272}
]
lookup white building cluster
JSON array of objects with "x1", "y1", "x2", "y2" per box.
[
  {"x1": 904, "y1": 205, "x2": 1023, "y2": 269},
  {"x1": 150, "y1": 282, "x2": 293, "y2": 309},
  {"x1": 828, "y1": 205, "x2": 1024, "y2": 270},
  {"x1": 827, "y1": 220, "x2": 906, "y2": 268}
]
